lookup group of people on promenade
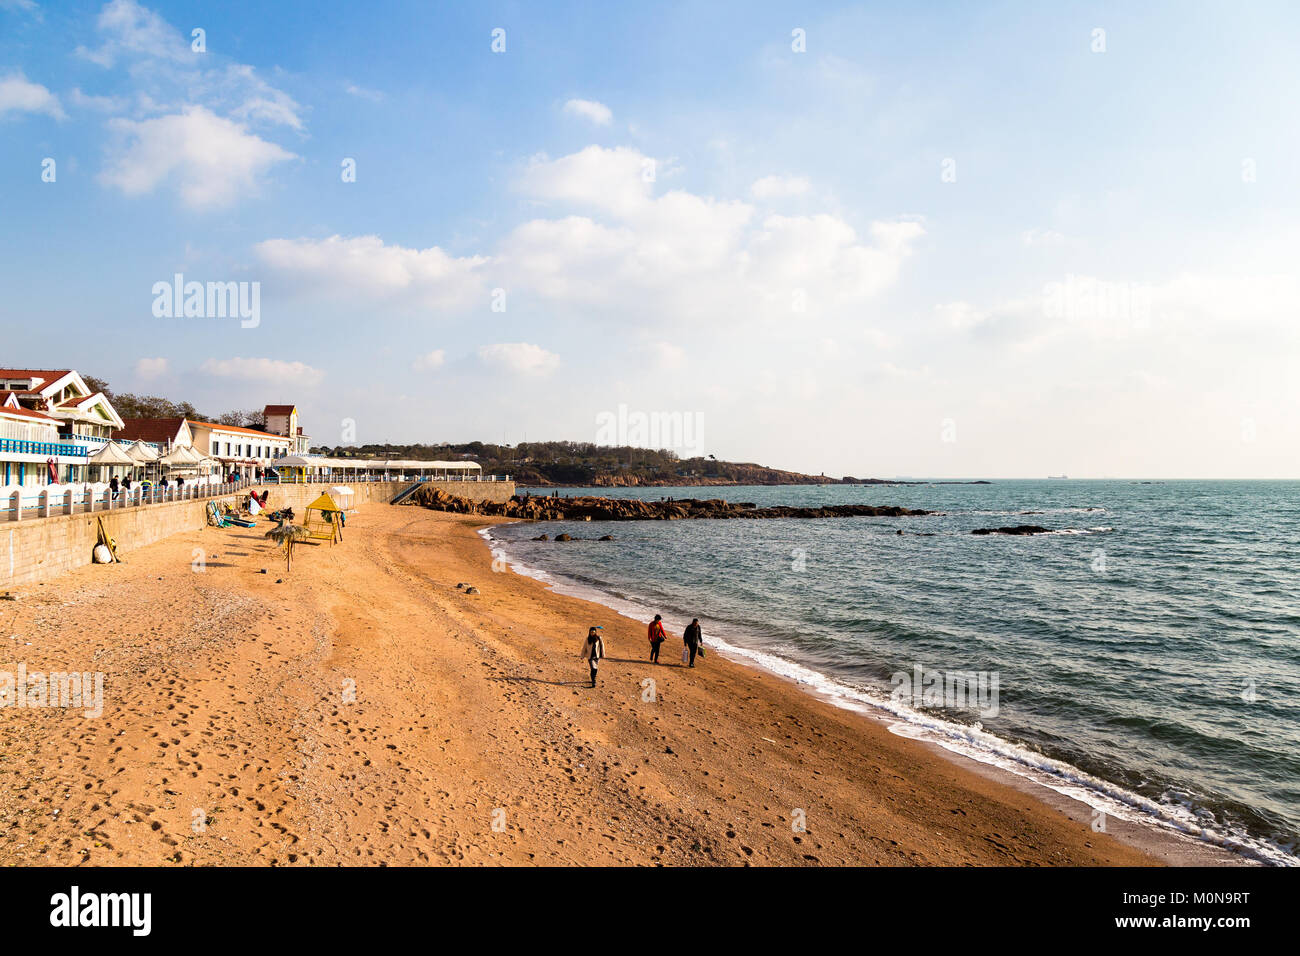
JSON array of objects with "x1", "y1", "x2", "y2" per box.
[
  {"x1": 580, "y1": 615, "x2": 704, "y2": 687},
  {"x1": 108, "y1": 474, "x2": 185, "y2": 500}
]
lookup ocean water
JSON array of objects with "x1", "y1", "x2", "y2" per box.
[{"x1": 482, "y1": 480, "x2": 1300, "y2": 865}]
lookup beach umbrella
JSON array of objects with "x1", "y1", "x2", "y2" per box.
[
  {"x1": 87, "y1": 441, "x2": 135, "y2": 466},
  {"x1": 124, "y1": 440, "x2": 160, "y2": 463},
  {"x1": 156, "y1": 445, "x2": 197, "y2": 468}
]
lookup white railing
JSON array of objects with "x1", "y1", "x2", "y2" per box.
[
  {"x1": 2, "y1": 478, "x2": 252, "y2": 521},
  {"x1": 68, "y1": 434, "x2": 163, "y2": 451},
  {"x1": 266, "y1": 474, "x2": 511, "y2": 484}
]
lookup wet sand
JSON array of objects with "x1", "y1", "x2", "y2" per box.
[{"x1": 0, "y1": 503, "x2": 1201, "y2": 866}]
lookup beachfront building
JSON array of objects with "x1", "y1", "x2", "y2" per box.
[
  {"x1": 0, "y1": 368, "x2": 125, "y2": 444},
  {"x1": 274, "y1": 455, "x2": 485, "y2": 483},
  {"x1": 0, "y1": 367, "x2": 125, "y2": 484},
  {"x1": 263, "y1": 404, "x2": 312, "y2": 455},
  {"x1": 0, "y1": 394, "x2": 82, "y2": 486},
  {"x1": 189, "y1": 420, "x2": 294, "y2": 480}
]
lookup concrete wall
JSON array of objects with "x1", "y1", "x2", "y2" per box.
[
  {"x1": 2, "y1": 482, "x2": 398, "y2": 589},
  {"x1": 2, "y1": 479, "x2": 516, "y2": 589}
]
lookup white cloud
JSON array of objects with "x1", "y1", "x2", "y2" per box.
[
  {"x1": 0, "y1": 72, "x2": 66, "y2": 120},
  {"x1": 76, "y1": 0, "x2": 190, "y2": 67},
  {"x1": 69, "y1": 87, "x2": 127, "y2": 112},
  {"x1": 518, "y1": 145, "x2": 654, "y2": 217},
  {"x1": 73, "y1": 1, "x2": 304, "y2": 207},
  {"x1": 219, "y1": 64, "x2": 305, "y2": 131},
  {"x1": 100, "y1": 106, "x2": 296, "y2": 208},
  {"x1": 255, "y1": 144, "x2": 924, "y2": 334},
  {"x1": 563, "y1": 98, "x2": 612, "y2": 125},
  {"x1": 255, "y1": 234, "x2": 488, "y2": 308},
  {"x1": 134, "y1": 356, "x2": 168, "y2": 378},
  {"x1": 200, "y1": 357, "x2": 323, "y2": 385},
  {"x1": 477, "y1": 342, "x2": 559, "y2": 375},
  {"x1": 1022, "y1": 227, "x2": 1065, "y2": 246},
  {"x1": 412, "y1": 349, "x2": 446, "y2": 371},
  {"x1": 642, "y1": 341, "x2": 686, "y2": 369},
  {"x1": 751, "y1": 175, "x2": 811, "y2": 199},
  {"x1": 346, "y1": 84, "x2": 384, "y2": 103},
  {"x1": 501, "y1": 146, "x2": 922, "y2": 325}
]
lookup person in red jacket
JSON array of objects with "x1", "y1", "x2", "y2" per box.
[{"x1": 647, "y1": 614, "x2": 667, "y2": 663}]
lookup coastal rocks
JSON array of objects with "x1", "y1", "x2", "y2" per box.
[
  {"x1": 599, "y1": 534, "x2": 614, "y2": 541},
  {"x1": 554, "y1": 533, "x2": 572, "y2": 542},
  {"x1": 533, "y1": 533, "x2": 549, "y2": 541},
  {"x1": 971, "y1": 525, "x2": 1051, "y2": 536},
  {"x1": 403, "y1": 485, "x2": 934, "y2": 523},
  {"x1": 464, "y1": 586, "x2": 480, "y2": 594}
]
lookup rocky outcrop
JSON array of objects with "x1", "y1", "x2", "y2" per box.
[
  {"x1": 403, "y1": 486, "x2": 932, "y2": 521},
  {"x1": 971, "y1": 525, "x2": 1051, "y2": 535}
]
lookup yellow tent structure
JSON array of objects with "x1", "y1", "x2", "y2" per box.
[{"x1": 303, "y1": 492, "x2": 344, "y2": 544}]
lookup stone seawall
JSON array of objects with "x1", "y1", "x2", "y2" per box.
[
  {"x1": 1, "y1": 482, "x2": 395, "y2": 589},
  {"x1": 414, "y1": 479, "x2": 517, "y2": 504}
]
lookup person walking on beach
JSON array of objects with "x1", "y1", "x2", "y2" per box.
[
  {"x1": 109, "y1": 476, "x2": 119, "y2": 500},
  {"x1": 647, "y1": 614, "x2": 667, "y2": 663},
  {"x1": 683, "y1": 618, "x2": 703, "y2": 667},
  {"x1": 581, "y1": 626, "x2": 604, "y2": 687}
]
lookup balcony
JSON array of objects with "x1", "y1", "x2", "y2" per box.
[{"x1": 0, "y1": 438, "x2": 90, "y2": 458}]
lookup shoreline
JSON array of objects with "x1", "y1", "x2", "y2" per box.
[
  {"x1": 0, "y1": 503, "x2": 1243, "y2": 865},
  {"x1": 477, "y1": 519, "x2": 1258, "y2": 867}
]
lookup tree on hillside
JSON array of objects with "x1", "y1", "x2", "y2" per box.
[
  {"x1": 81, "y1": 374, "x2": 112, "y2": 398},
  {"x1": 111, "y1": 393, "x2": 202, "y2": 421},
  {"x1": 214, "y1": 409, "x2": 266, "y2": 430}
]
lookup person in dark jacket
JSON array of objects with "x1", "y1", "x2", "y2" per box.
[
  {"x1": 683, "y1": 619, "x2": 703, "y2": 667},
  {"x1": 581, "y1": 626, "x2": 604, "y2": 687}
]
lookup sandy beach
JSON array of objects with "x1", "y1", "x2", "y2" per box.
[{"x1": 1, "y1": 503, "x2": 1202, "y2": 866}]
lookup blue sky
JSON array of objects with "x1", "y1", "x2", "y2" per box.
[{"x1": 2, "y1": 0, "x2": 1299, "y2": 477}]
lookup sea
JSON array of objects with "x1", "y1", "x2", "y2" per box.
[{"x1": 480, "y1": 480, "x2": 1300, "y2": 866}]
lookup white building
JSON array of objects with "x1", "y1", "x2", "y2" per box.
[
  {"x1": 0, "y1": 367, "x2": 126, "y2": 485},
  {"x1": 189, "y1": 420, "x2": 294, "y2": 479},
  {"x1": 0, "y1": 394, "x2": 70, "y2": 487}
]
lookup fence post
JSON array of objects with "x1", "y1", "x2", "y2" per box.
[
  {"x1": 39, "y1": 489, "x2": 51, "y2": 518},
  {"x1": 9, "y1": 490, "x2": 20, "y2": 522},
  {"x1": 64, "y1": 488, "x2": 74, "y2": 516}
]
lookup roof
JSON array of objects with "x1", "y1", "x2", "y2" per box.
[
  {"x1": 0, "y1": 369, "x2": 76, "y2": 393},
  {"x1": 263, "y1": 404, "x2": 296, "y2": 416},
  {"x1": 277, "y1": 455, "x2": 480, "y2": 469},
  {"x1": 117, "y1": 417, "x2": 190, "y2": 444},
  {"x1": 58, "y1": 394, "x2": 100, "y2": 408},
  {"x1": 189, "y1": 420, "x2": 292, "y2": 441},
  {"x1": 0, "y1": 404, "x2": 60, "y2": 423}
]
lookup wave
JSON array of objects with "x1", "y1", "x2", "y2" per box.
[{"x1": 478, "y1": 525, "x2": 1297, "y2": 867}]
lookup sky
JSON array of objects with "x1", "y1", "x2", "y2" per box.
[{"x1": 2, "y1": 0, "x2": 1299, "y2": 478}]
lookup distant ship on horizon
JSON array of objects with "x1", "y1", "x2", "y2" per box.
[{"x1": 1047, "y1": 474, "x2": 1068, "y2": 479}]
